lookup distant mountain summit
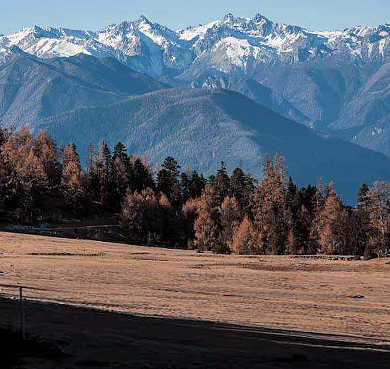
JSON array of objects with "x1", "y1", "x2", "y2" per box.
[
  {"x1": 1, "y1": 13, "x2": 390, "y2": 202},
  {"x1": 1, "y1": 13, "x2": 390, "y2": 155},
  {"x1": 1, "y1": 13, "x2": 389, "y2": 76}
]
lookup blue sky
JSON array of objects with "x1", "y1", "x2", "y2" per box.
[{"x1": 1, "y1": 0, "x2": 390, "y2": 34}]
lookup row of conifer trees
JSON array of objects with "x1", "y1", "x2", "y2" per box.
[{"x1": 0, "y1": 126, "x2": 387, "y2": 257}]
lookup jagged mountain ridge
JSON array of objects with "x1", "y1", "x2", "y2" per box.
[
  {"x1": 1, "y1": 13, "x2": 390, "y2": 156},
  {"x1": 1, "y1": 14, "x2": 389, "y2": 76},
  {"x1": 1, "y1": 47, "x2": 390, "y2": 202},
  {"x1": 35, "y1": 88, "x2": 390, "y2": 203}
]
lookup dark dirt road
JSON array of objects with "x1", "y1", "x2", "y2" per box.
[{"x1": 1, "y1": 298, "x2": 390, "y2": 369}]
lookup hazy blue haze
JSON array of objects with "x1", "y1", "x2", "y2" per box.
[{"x1": 1, "y1": 0, "x2": 390, "y2": 34}]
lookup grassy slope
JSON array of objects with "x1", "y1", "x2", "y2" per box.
[{"x1": 0, "y1": 232, "x2": 390, "y2": 342}]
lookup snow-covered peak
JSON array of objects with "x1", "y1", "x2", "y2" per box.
[
  {"x1": 0, "y1": 12, "x2": 389, "y2": 77},
  {"x1": 96, "y1": 17, "x2": 194, "y2": 76},
  {"x1": 1, "y1": 25, "x2": 96, "y2": 49},
  {"x1": 223, "y1": 13, "x2": 235, "y2": 22},
  {"x1": 5, "y1": 25, "x2": 54, "y2": 45},
  {"x1": 253, "y1": 13, "x2": 270, "y2": 23},
  {"x1": 138, "y1": 15, "x2": 151, "y2": 24},
  {"x1": 177, "y1": 21, "x2": 221, "y2": 41}
]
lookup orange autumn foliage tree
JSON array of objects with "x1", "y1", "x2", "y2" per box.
[
  {"x1": 316, "y1": 184, "x2": 349, "y2": 255},
  {"x1": 219, "y1": 195, "x2": 243, "y2": 251},
  {"x1": 230, "y1": 216, "x2": 259, "y2": 254},
  {"x1": 252, "y1": 155, "x2": 291, "y2": 254},
  {"x1": 1, "y1": 129, "x2": 47, "y2": 218},
  {"x1": 193, "y1": 184, "x2": 222, "y2": 252}
]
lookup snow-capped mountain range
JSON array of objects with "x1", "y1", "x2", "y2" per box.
[
  {"x1": 1, "y1": 13, "x2": 389, "y2": 77},
  {"x1": 2, "y1": 12, "x2": 390, "y2": 201}
]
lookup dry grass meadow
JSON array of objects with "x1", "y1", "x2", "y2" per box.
[{"x1": 1, "y1": 232, "x2": 390, "y2": 343}]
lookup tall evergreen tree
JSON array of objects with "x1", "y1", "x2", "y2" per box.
[
  {"x1": 213, "y1": 161, "x2": 230, "y2": 204},
  {"x1": 189, "y1": 170, "x2": 206, "y2": 199},
  {"x1": 298, "y1": 184, "x2": 317, "y2": 215},
  {"x1": 86, "y1": 143, "x2": 101, "y2": 200},
  {"x1": 112, "y1": 142, "x2": 128, "y2": 164},
  {"x1": 353, "y1": 183, "x2": 371, "y2": 255},
  {"x1": 180, "y1": 172, "x2": 191, "y2": 204},
  {"x1": 357, "y1": 183, "x2": 370, "y2": 210},
  {"x1": 157, "y1": 157, "x2": 181, "y2": 209},
  {"x1": 61, "y1": 144, "x2": 83, "y2": 216},
  {"x1": 286, "y1": 177, "x2": 298, "y2": 214},
  {"x1": 131, "y1": 157, "x2": 155, "y2": 192},
  {"x1": 230, "y1": 168, "x2": 247, "y2": 209},
  {"x1": 97, "y1": 141, "x2": 113, "y2": 208},
  {"x1": 111, "y1": 142, "x2": 129, "y2": 211}
]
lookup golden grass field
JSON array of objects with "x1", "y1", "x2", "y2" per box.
[{"x1": 1, "y1": 232, "x2": 390, "y2": 343}]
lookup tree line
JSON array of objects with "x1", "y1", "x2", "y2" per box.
[{"x1": 0, "y1": 127, "x2": 388, "y2": 258}]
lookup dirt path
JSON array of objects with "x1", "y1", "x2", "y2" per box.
[{"x1": 33, "y1": 224, "x2": 117, "y2": 230}]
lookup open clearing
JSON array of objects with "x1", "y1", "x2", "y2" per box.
[{"x1": 1, "y1": 232, "x2": 390, "y2": 344}]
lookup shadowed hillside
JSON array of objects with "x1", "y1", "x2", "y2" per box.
[
  {"x1": 0, "y1": 50, "x2": 167, "y2": 129},
  {"x1": 37, "y1": 88, "x2": 390, "y2": 203}
]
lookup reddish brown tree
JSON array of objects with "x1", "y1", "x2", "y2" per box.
[
  {"x1": 253, "y1": 155, "x2": 291, "y2": 254},
  {"x1": 365, "y1": 181, "x2": 390, "y2": 257},
  {"x1": 182, "y1": 197, "x2": 202, "y2": 245},
  {"x1": 231, "y1": 216, "x2": 258, "y2": 254},
  {"x1": 220, "y1": 195, "x2": 244, "y2": 251},
  {"x1": 193, "y1": 184, "x2": 222, "y2": 252},
  {"x1": 33, "y1": 130, "x2": 60, "y2": 189},
  {"x1": 121, "y1": 188, "x2": 161, "y2": 243},
  {"x1": 1, "y1": 129, "x2": 47, "y2": 218},
  {"x1": 316, "y1": 184, "x2": 349, "y2": 255}
]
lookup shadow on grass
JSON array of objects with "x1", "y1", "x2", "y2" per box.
[{"x1": 0, "y1": 328, "x2": 66, "y2": 369}]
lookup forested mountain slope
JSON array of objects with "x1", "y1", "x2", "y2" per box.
[
  {"x1": 36, "y1": 88, "x2": 390, "y2": 203},
  {"x1": 0, "y1": 50, "x2": 166, "y2": 129}
]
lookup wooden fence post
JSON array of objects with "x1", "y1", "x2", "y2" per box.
[{"x1": 19, "y1": 287, "x2": 25, "y2": 340}]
